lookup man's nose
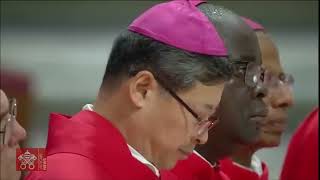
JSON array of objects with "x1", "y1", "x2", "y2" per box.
[
  {"x1": 194, "y1": 129, "x2": 209, "y2": 145},
  {"x1": 8, "y1": 120, "x2": 27, "y2": 147},
  {"x1": 252, "y1": 82, "x2": 268, "y2": 99},
  {"x1": 271, "y1": 84, "x2": 294, "y2": 109}
]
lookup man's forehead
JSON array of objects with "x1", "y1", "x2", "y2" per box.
[{"x1": 221, "y1": 23, "x2": 260, "y2": 63}]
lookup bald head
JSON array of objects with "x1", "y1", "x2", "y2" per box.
[
  {"x1": 198, "y1": 4, "x2": 261, "y2": 64},
  {"x1": 0, "y1": 89, "x2": 9, "y2": 120}
]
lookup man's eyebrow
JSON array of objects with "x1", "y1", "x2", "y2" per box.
[
  {"x1": 240, "y1": 55, "x2": 255, "y2": 61},
  {"x1": 230, "y1": 55, "x2": 255, "y2": 64}
]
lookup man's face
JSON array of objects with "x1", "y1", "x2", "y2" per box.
[
  {"x1": 145, "y1": 82, "x2": 224, "y2": 169},
  {"x1": 255, "y1": 31, "x2": 294, "y2": 147},
  {"x1": 0, "y1": 90, "x2": 27, "y2": 180},
  {"x1": 212, "y1": 19, "x2": 268, "y2": 144}
]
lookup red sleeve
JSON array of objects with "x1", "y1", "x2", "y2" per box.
[
  {"x1": 220, "y1": 158, "x2": 268, "y2": 180},
  {"x1": 280, "y1": 107, "x2": 319, "y2": 180}
]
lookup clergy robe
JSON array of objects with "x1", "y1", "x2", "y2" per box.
[
  {"x1": 25, "y1": 110, "x2": 177, "y2": 180},
  {"x1": 280, "y1": 107, "x2": 319, "y2": 180}
]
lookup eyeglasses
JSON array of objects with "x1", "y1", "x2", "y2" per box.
[
  {"x1": 0, "y1": 98, "x2": 17, "y2": 145},
  {"x1": 231, "y1": 60, "x2": 265, "y2": 88},
  {"x1": 154, "y1": 77, "x2": 218, "y2": 135},
  {"x1": 231, "y1": 60, "x2": 294, "y2": 88},
  {"x1": 264, "y1": 70, "x2": 294, "y2": 88}
]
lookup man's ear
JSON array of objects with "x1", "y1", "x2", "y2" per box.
[{"x1": 128, "y1": 71, "x2": 158, "y2": 108}]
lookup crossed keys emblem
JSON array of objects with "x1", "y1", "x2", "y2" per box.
[{"x1": 18, "y1": 150, "x2": 37, "y2": 170}]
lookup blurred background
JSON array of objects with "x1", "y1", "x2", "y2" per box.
[{"x1": 1, "y1": 1, "x2": 318, "y2": 179}]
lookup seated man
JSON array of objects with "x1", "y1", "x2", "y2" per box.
[
  {"x1": 171, "y1": 1, "x2": 293, "y2": 180},
  {"x1": 218, "y1": 17, "x2": 294, "y2": 180},
  {"x1": 25, "y1": 0, "x2": 242, "y2": 179}
]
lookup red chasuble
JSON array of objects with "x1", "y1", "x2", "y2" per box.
[
  {"x1": 25, "y1": 110, "x2": 177, "y2": 180},
  {"x1": 280, "y1": 107, "x2": 319, "y2": 180}
]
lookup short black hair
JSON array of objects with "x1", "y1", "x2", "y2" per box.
[{"x1": 101, "y1": 30, "x2": 233, "y2": 92}]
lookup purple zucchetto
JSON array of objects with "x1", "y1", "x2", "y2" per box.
[{"x1": 128, "y1": 0, "x2": 228, "y2": 56}]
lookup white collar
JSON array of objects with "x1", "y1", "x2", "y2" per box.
[
  {"x1": 127, "y1": 144, "x2": 160, "y2": 177},
  {"x1": 251, "y1": 154, "x2": 263, "y2": 176},
  {"x1": 193, "y1": 150, "x2": 221, "y2": 169},
  {"x1": 82, "y1": 104, "x2": 160, "y2": 177},
  {"x1": 232, "y1": 154, "x2": 263, "y2": 176},
  {"x1": 193, "y1": 150, "x2": 262, "y2": 176},
  {"x1": 193, "y1": 150, "x2": 214, "y2": 168}
]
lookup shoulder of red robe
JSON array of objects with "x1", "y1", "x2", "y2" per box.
[
  {"x1": 26, "y1": 111, "x2": 160, "y2": 180},
  {"x1": 280, "y1": 107, "x2": 319, "y2": 180}
]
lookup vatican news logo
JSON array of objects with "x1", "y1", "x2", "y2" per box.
[{"x1": 16, "y1": 148, "x2": 47, "y2": 171}]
